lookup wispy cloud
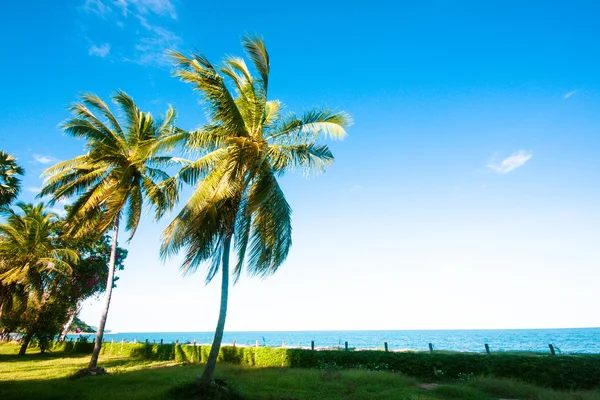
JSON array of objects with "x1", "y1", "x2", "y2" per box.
[
  {"x1": 89, "y1": 43, "x2": 111, "y2": 57},
  {"x1": 25, "y1": 187, "x2": 42, "y2": 194},
  {"x1": 80, "y1": 0, "x2": 180, "y2": 66},
  {"x1": 130, "y1": 16, "x2": 181, "y2": 65},
  {"x1": 563, "y1": 90, "x2": 577, "y2": 99},
  {"x1": 49, "y1": 207, "x2": 67, "y2": 217},
  {"x1": 33, "y1": 154, "x2": 56, "y2": 164},
  {"x1": 82, "y1": 0, "x2": 111, "y2": 16},
  {"x1": 487, "y1": 151, "x2": 533, "y2": 174},
  {"x1": 114, "y1": 0, "x2": 177, "y2": 19}
]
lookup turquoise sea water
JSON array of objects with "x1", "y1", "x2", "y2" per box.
[{"x1": 67, "y1": 328, "x2": 600, "y2": 354}]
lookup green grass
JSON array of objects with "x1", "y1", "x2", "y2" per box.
[{"x1": 1, "y1": 343, "x2": 599, "y2": 400}]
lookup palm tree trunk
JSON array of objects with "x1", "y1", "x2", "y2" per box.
[
  {"x1": 88, "y1": 216, "x2": 119, "y2": 370},
  {"x1": 59, "y1": 303, "x2": 80, "y2": 341},
  {"x1": 200, "y1": 234, "x2": 232, "y2": 386},
  {"x1": 18, "y1": 332, "x2": 33, "y2": 356}
]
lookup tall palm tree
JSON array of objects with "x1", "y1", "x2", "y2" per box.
[
  {"x1": 0, "y1": 202, "x2": 78, "y2": 354},
  {"x1": 39, "y1": 91, "x2": 181, "y2": 370},
  {"x1": 162, "y1": 36, "x2": 350, "y2": 386},
  {"x1": 0, "y1": 151, "x2": 24, "y2": 207}
]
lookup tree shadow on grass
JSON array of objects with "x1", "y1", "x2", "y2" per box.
[
  {"x1": 0, "y1": 362, "x2": 202, "y2": 400},
  {"x1": 0, "y1": 351, "x2": 91, "y2": 363}
]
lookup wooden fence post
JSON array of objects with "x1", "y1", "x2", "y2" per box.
[
  {"x1": 254, "y1": 340, "x2": 258, "y2": 363},
  {"x1": 549, "y1": 344, "x2": 556, "y2": 356},
  {"x1": 384, "y1": 342, "x2": 389, "y2": 352},
  {"x1": 311, "y1": 340, "x2": 315, "y2": 351},
  {"x1": 233, "y1": 339, "x2": 236, "y2": 348},
  {"x1": 485, "y1": 343, "x2": 491, "y2": 355},
  {"x1": 145, "y1": 339, "x2": 148, "y2": 345},
  {"x1": 429, "y1": 343, "x2": 437, "y2": 376},
  {"x1": 160, "y1": 339, "x2": 163, "y2": 345},
  {"x1": 345, "y1": 341, "x2": 348, "y2": 351}
]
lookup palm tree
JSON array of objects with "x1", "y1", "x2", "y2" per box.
[
  {"x1": 162, "y1": 36, "x2": 350, "y2": 386},
  {"x1": 0, "y1": 151, "x2": 24, "y2": 207},
  {"x1": 0, "y1": 203, "x2": 78, "y2": 354},
  {"x1": 39, "y1": 91, "x2": 181, "y2": 370}
]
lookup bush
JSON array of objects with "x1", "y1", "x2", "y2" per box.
[{"x1": 43, "y1": 341, "x2": 600, "y2": 390}]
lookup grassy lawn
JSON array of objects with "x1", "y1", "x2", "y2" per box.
[{"x1": 1, "y1": 344, "x2": 599, "y2": 400}]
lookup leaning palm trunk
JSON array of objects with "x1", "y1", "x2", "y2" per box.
[
  {"x1": 88, "y1": 217, "x2": 119, "y2": 370},
  {"x1": 200, "y1": 234, "x2": 232, "y2": 386},
  {"x1": 18, "y1": 331, "x2": 33, "y2": 356},
  {"x1": 59, "y1": 302, "x2": 80, "y2": 341}
]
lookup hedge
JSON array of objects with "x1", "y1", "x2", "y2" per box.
[{"x1": 47, "y1": 341, "x2": 600, "y2": 390}]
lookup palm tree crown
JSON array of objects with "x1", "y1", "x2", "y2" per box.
[
  {"x1": 0, "y1": 203, "x2": 77, "y2": 326},
  {"x1": 39, "y1": 91, "x2": 180, "y2": 238},
  {"x1": 0, "y1": 151, "x2": 25, "y2": 207},
  {"x1": 0, "y1": 203, "x2": 77, "y2": 292},
  {"x1": 162, "y1": 35, "x2": 351, "y2": 281}
]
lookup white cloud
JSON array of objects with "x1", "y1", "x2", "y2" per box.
[
  {"x1": 128, "y1": 16, "x2": 180, "y2": 65},
  {"x1": 49, "y1": 207, "x2": 67, "y2": 217},
  {"x1": 80, "y1": 0, "x2": 180, "y2": 67},
  {"x1": 33, "y1": 154, "x2": 56, "y2": 164},
  {"x1": 487, "y1": 151, "x2": 533, "y2": 174},
  {"x1": 25, "y1": 187, "x2": 42, "y2": 194},
  {"x1": 113, "y1": 0, "x2": 177, "y2": 19},
  {"x1": 88, "y1": 43, "x2": 111, "y2": 57},
  {"x1": 563, "y1": 90, "x2": 577, "y2": 99},
  {"x1": 83, "y1": 0, "x2": 111, "y2": 16}
]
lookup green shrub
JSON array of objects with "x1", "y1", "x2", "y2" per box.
[{"x1": 43, "y1": 341, "x2": 600, "y2": 390}]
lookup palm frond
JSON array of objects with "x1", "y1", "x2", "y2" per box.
[
  {"x1": 241, "y1": 35, "x2": 270, "y2": 92},
  {"x1": 267, "y1": 109, "x2": 351, "y2": 143},
  {"x1": 169, "y1": 50, "x2": 248, "y2": 137},
  {"x1": 268, "y1": 143, "x2": 334, "y2": 175}
]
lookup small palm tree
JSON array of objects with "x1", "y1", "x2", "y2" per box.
[
  {"x1": 162, "y1": 36, "x2": 350, "y2": 386},
  {"x1": 0, "y1": 151, "x2": 24, "y2": 207},
  {"x1": 0, "y1": 202, "x2": 78, "y2": 355},
  {"x1": 39, "y1": 91, "x2": 181, "y2": 370}
]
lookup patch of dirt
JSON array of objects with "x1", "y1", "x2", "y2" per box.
[
  {"x1": 418, "y1": 383, "x2": 439, "y2": 390},
  {"x1": 70, "y1": 367, "x2": 108, "y2": 379}
]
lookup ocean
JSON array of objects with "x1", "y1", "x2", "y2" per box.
[{"x1": 66, "y1": 328, "x2": 600, "y2": 354}]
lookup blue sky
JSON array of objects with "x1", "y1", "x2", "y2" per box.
[{"x1": 1, "y1": 0, "x2": 599, "y2": 332}]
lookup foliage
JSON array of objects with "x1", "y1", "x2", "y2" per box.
[
  {"x1": 69, "y1": 317, "x2": 96, "y2": 333},
  {"x1": 0, "y1": 203, "x2": 78, "y2": 347},
  {"x1": 28, "y1": 342, "x2": 600, "y2": 391},
  {"x1": 55, "y1": 222, "x2": 128, "y2": 303},
  {"x1": 4, "y1": 343, "x2": 600, "y2": 400},
  {"x1": 0, "y1": 150, "x2": 24, "y2": 207},
  {"x1": 39, "y1": 91, "x2": 181, "y2": 238},
  {"x1": 0, "y1": 202, "x2": 125, "y2": 351},
  {"x1": 162, "y1": 35, "x2": 350, "y2": 281}
]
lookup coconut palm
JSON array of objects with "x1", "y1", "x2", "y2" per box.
[
  {"x1": 0, "y1": 151, "x2": 24, "y2": 207},
  {"x1": 161, "y1": 36, "x2": 350, "y2": 386},
  {"x1": 39, "y1": 91, "x2": 181, "y2": 370},
  {"x1": 0, "y1": 202, "x2": 78, "y2": 354}
]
